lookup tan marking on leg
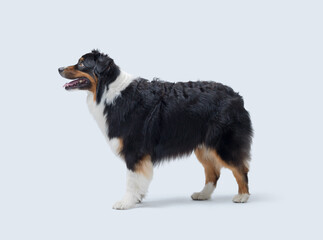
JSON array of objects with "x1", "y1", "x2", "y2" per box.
[
  {"x1": 195, "y1": 147, "x2": 221, "y2": 185},
  {"x1": 192, "y1": 146, "x2": 222, "y2": 200},
  {"x1": 208, "y1": 149, "x2": 249, "y2": 194},
  {"x1": 232, "y1": 169, "x2": 249, "y2": 194},
  {"x1": 134, "y1": 155, "x2": 153, "y2": 179},
  {"x1": 117, "y1": 138, "x2": 123, "y2": 155}
]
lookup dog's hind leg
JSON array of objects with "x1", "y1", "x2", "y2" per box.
[
  {"x1": 230, "y1": 163, "x2": 250, "y2": 203},
  {"x1": 191, "y1": 146, "x2": 221, "y2": 200},
  {"x1": 208, "y1": 149, "x2": 250, "y2": 203},
  {"x1": 113, "y1": 155, "x2": 153, "y2": 210}
]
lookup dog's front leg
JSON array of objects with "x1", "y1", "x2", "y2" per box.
[{"x1": 113, "y1": 155, "x2": 153, "y2": 210}]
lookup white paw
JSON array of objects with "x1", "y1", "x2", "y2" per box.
[
  {"x1": 137, "y1": 194, "x2": 145, "y2": 203},
  {"x1": 232, "y1": 193, "x2": 250, "y2": 203},
  {"x1": 112, "y1": 200, "x2": 136, "y2": 210},
  {"x1": 191, "y1": 192, "x2": 211, "y2": 200}
]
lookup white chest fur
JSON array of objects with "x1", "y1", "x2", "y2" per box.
[
  {"x1": 87, "y1": 92, "x2": 107, "y2": 138},
  {"x1": 86, "y1": 70, "x2": 135, "y2": 156},
  {"x1": 87, "y1": 92, "x2": 122, "y2": 156}
]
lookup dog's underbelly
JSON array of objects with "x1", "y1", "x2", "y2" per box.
[{"x1": 87, "y1": 92, "x2": 121, "y2": 156}]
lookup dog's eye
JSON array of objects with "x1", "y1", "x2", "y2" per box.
[{"x1": 79, "y1": 62, "x2": 84, "y2": 67}]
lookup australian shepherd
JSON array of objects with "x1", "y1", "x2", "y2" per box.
[{"x1": 58, "y1": 50, "x2": 253, "y2": 210}]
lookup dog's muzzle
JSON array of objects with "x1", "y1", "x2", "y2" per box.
[{"x1": 58, "y1": 67, "x2": 65, "y2": 77}]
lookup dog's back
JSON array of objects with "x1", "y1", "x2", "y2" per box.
[
  {"x1": 59, "y1": 50, "x2": 253, "y2": 209},
  {"x1": 106, "y1": 78, "x2": 252, "y2": 165}
]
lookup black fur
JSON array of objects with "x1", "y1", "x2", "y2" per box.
[
  {"x1": 79, "y1": 50, "x2": 120, "y2": 103},
  {"x1": 105, "y1": 79, "x2": 253, "y2": 170},
  {"x1": 84, "y1": 51, "x2": 253, "y2": 172}
]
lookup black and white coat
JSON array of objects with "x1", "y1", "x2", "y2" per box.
[{"x1": 59, "y1": 51, "x2": 253, "y2": 210}]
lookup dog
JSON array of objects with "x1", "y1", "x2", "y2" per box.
[{"x1": 58, "y1": 50, "x2": 253, "y2": 210}]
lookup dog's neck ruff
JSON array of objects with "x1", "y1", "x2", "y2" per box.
[
  {"x1": 105, "y1": 70, "x2": 135, "y2": 105},
  {"x1": 86, "y1": 70, "x2": 135, "y2": 140}
]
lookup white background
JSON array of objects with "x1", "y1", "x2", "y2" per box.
[{"x1": 1, "y1": 0, "x2": 322, "y2": 239}]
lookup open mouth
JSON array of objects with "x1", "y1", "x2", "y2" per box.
[{"x1": 63, "y1": 77, "x2": 91, "y2": 90}]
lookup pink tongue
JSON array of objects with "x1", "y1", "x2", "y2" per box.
[{"x1": 63, "y1": 79, "x2": 79, "y2": 88}]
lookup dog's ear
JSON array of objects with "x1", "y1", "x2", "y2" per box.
[
  {"x1": 94, "y1": 55, "x2": 113, "y2": 76},
  {"x1": 94, "y1": 56, "x2": 112, "y2": 75},
  {"x1": 91, "y1": 49, "x2": 110, "y2": 75},
  {"x1": 94, "y1": 53, "x2": 113, "y2": 103}
]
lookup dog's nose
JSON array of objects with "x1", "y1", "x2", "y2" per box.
[{"x1": 58, "y1": 67, "x2": 65, "y2": 73}]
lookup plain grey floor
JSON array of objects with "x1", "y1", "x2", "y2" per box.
[{"x1": 1, "y1": 0, "x2": 322, "y2": 239}]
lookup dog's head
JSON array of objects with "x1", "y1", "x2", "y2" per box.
[{"x1": 58, "y1": 50, "x2": 118, "y2": 100}]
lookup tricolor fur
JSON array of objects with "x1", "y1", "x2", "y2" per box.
[{"x1": 59, "y1": 50, "x2": 253, "y2": 210}]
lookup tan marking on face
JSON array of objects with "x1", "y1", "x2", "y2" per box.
[
  {"x1": 134, "y1": 155, "x2": 153, "y2": 179},
  {"x1": 91, "y1": 74, "x2": 98, "y2": 101},
  {"x1": 62, "y1": 65, "x2": 98, "y2": 101}
]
